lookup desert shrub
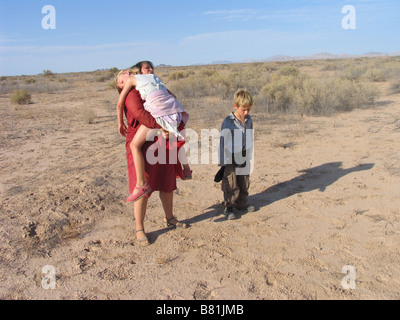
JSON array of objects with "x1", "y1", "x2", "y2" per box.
[
  {"x1": 23, "y1": 78, "x2": 36, "y2": 84},
  {"x1": 257, "y1": 71, "x2": 379, "y2": 115},
  {"x1": 169, "y1": 64, "x2": 271, "y2": 102},
  {"x1": 96, "y1": 68, "x2": 119, "y2": 82},
  {"x1": 200, "y1": 69, "x2": 219, "y2": 77},
  {"x1": 321, "y1": 61, "x2": 342, "y2": 71},
  {"x1": 341, "y1": 65, "x2": 367, "y2": 81},
  {"x1": 108, "y1": 67, "x2": 119, "y2": 74},
  {"x1": 42, "y1": 69, "x2": 54, "y2": 77},
  {"x1": 259, "y1": 73, "x2": 307, "y2": 113},
  {"x1": 169, "y1": 76, "x2": 208, "y2": 99},
  {"x1": 168, "y1": 71, "x2": 192, "y2": 81},
  {"x1": 364, "y1": 68, "x2": 385, "y2": 82},
  {"x1": 277, "y1": 65, "x2": 301, "y2": 77},
  {"x1": 10, "y1": 89, "x2": 31, "y2": 105},
  {"x1": 81, "y1": 107, "x2": 97, "y2": 124}
]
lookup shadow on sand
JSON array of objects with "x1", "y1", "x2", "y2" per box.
[{"x1": 186, "y1": 162, "x2": 374, "y2": 225}]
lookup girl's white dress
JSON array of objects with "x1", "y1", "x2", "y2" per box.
[{"x1": 135, "y1": 74, "x2": 188, "y2": 139}]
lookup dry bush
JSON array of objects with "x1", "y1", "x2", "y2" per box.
[
  {"x1": 0, "y1": 75, "x2": 71, "y2": 95},
  {"x1": 96, "y1": 68, "x2": 119, "y2": 82},
  {"x1": 168, "y1": 61, "x2": 382, "y2": 117},
  {"x1": 81, "y1": 107, "x2": 97, "y2": 124},
  {"x1": 23, "y1": 78, "x2": 36, "y2": 84},
  {"x1": 42, "y1": 69, "x2": 55, "y2": 77},
  {"x1": 10, "y1": 89, "x2": 31, "y2": 105},
  {"x1": 341, "y1": 65, "x2": 367, "y2": 81},
  {"x1": 167, "y1": 71, "x2": 194, "y2": 81},
  {"x1": 257, "y1": 68, "x2": 380, "y2": 115},
  {"x1": 168, "y1": 66, "x2": 270, "y2": 102},
  {"x1": 364, "y1": 69, "x2": 385, "y2": 82}
]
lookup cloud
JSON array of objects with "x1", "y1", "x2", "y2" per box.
[
  {"x1": 203, "y1": 9, "x2": 259, "y2": 21},
  {"x1": 177, "y1": 28, "x2": 326, "y2": 61}
]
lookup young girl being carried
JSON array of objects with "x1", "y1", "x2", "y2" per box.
[{"x1": 116, "y1": 68, "x2": 192, "y2": 203}]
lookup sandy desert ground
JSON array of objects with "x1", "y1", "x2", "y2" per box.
[{"x1": 0, "y1": 61, "x2": 399, "y2": 300}]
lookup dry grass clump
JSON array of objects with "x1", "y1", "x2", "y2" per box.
[
  {"x1": 96, "y1": 67, "x2": 119, "y2": 82},
  {"x1": 0, "y1": 74, "x2": 72, "y2": 95},
  {"x1": 10, "y1": 89, "x2": 31, "y2": 105},
  {"x1": 257, "y1": 68, "x2": 379, "y2": 115},
  {"x1": 167, "y1": 71, "x2": 194, "y2": 81},
  {"x1": 165, "y1": 59, "x2": 388, "y2": 119},
  {"x1": 81, "y1": 107, "x2": 97, "y2": 124}
]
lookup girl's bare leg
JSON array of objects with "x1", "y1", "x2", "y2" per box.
[{"x1": 130, "y1": 125, "x2": 151, "y2": 190}]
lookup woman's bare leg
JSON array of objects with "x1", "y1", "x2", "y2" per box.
[
  {"x1": 160, "y1": 191, "x2": 187, "y2": 228},
  {"x1": 133, "y1": 196, "x2": 149, "y2": 245}
]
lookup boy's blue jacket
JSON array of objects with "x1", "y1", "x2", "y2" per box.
[{"x1": 219, "y1": 113, "x2": 254, "y2": 169}]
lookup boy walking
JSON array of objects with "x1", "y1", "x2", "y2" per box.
[{"x1": 218, "y1": 89, "x2": 255, "y2": 220}]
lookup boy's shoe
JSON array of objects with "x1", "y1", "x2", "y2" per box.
[
  {"x1": 224, "y1": 205, "x2": 237, "y2": 220},
  {"x1": 237, "y1": 205, "x2": 256, "y2": 213},
  {"x1": 126, "y1": 183, "x2": 152, "y2": 203}
]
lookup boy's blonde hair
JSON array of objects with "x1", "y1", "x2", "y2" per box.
[
  {"x1": 234, "y1": 88, "x2": 253, "y2": 107},
  {"x1": 115, "y1": 68, "x2": 140, "y2": 93}
]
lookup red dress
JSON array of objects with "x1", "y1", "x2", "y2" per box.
[{"x1": 124, "y1": 88, "x2": 184, "y2": 195}]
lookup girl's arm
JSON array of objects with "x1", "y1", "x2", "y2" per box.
[
  {"x1": 117, "y1": 102, "x2": 127, "y2": 137},
  {"x1": 116, "y1": 78, "x2": 136, "y2": 113},
  {"x1": 116, "y1": 78, "x2": 137, "y2": 136}
]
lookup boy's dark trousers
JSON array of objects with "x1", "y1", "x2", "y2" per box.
[{"x1": 221, "y1": 164, "x2": 250, "y2": 210}]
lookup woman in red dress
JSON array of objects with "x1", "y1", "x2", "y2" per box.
[{"x1": 119, "y1": 61, "x2": 187, "y2": 246}]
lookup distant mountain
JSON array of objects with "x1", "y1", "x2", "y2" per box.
[
  {"x1": 209, "y1": 60, "x2": 234, "y2": 65},
  {"x1": 243, "y1": 51, "x2": 400, "y2": 63},
  {"x1": 157, "y1": 51, "x2": 400, "y2": 69},
  {"x1": 156, "y1": 64, "x2": 173, "y2": 68}
]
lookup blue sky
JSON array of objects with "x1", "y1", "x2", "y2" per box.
[{"x1": 0, "y1": 0, "x2": 399, "y2": 76}]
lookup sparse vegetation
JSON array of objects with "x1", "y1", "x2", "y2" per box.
[
  {"x1": 42, "y1": 69, "x2": 55, "y2": 77},
  {"x1": 96, "y1": 67, "x2": 119, "y2": 82},
  {"x1": 1, "y1": 56, "x2": 398, "y2": 125},
  {"x1": 81, "y1": 107, "x2": 97, "y2": 124},
  {"x1": 10, "y1": 89, "x2": 31, "y2": 105},
  {"x1": 165, "y1": 58, "x2": 388, "y2": 118}
]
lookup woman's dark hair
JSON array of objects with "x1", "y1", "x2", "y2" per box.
[{"x1": 133, "y1": 61, "x2": 154, "y2": 74}]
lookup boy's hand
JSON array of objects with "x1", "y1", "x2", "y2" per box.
[{"x1": 118, "y1": 123, "x2": 127, "y2": 137}]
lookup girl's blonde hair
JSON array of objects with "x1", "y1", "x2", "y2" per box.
[
  {"x1": 115, "y1": 68, "x2": 140, "y2": 93},
  {"x1": 234, "y1": 88, "x2": 253, "y2": 107}
]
